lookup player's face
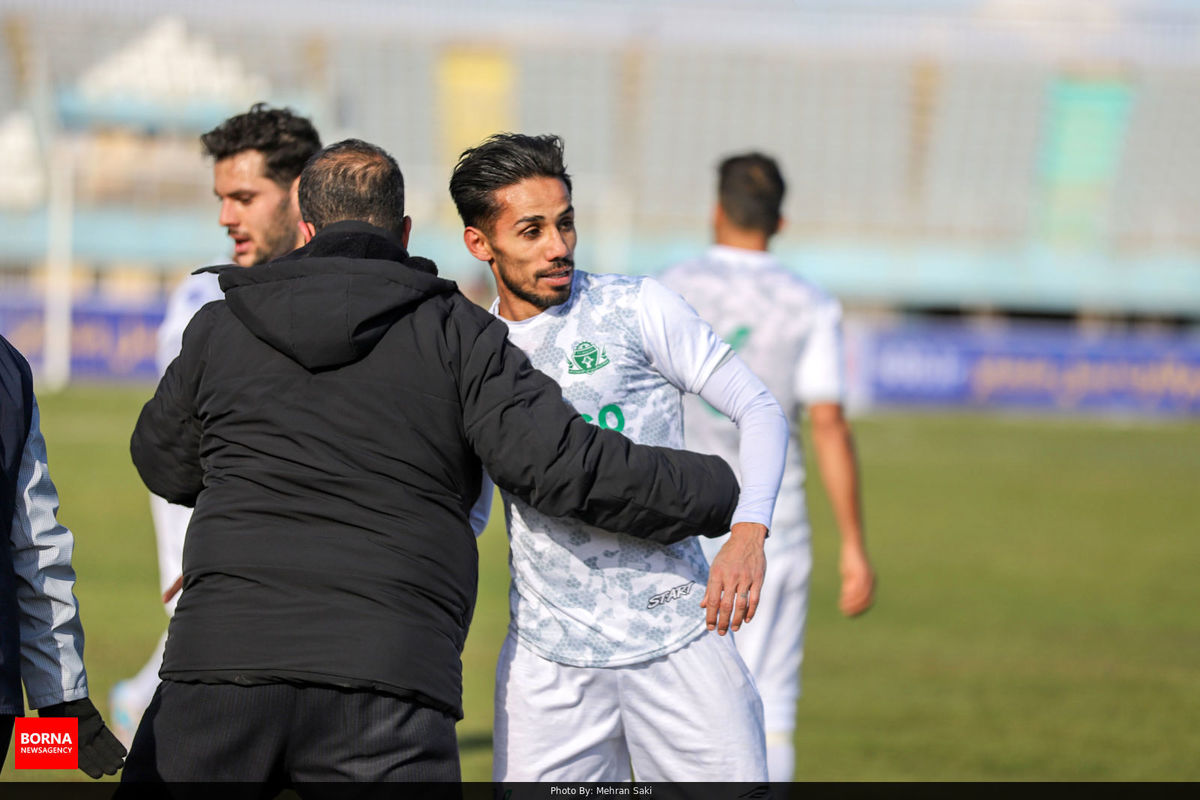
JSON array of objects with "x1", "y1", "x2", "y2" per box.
[
  {"x1": 213, "y1": 149, "x2": 302, "y2": 267},
  {"x1": 473, "y1": 176, "x2": 576, "y2": 321}
]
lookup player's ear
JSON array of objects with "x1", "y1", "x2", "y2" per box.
[
  {"x1": 463, "y1": 227, "x2": 493, "y2": 263},
  {"x1": 289, "y1": 176, "x2": 302, "y2": 212},
  {"x1": 774, "y1": 215, "x2": 786, "y2": 237},
  {"x1": 401, "y1": 216, "x2": 412, "y2": 249},
  {"x1": 298, "y1": 220, "x2": 316, "y2": 244}
]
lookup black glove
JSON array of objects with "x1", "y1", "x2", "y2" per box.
[{"x1": 38, "y1": 696, "x2": 127, "y2": 779}]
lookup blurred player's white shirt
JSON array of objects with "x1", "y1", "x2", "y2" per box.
[
  {"x1": 489, "y1": 271, "x2": 730, "y2": 668},
  {"x1": 661, "y1": 245, "x2": 845, "y2": 553},
  {"x1": 157, "y1": 271, "x2": 225, "y2": 375},
  {"x1": 153, "y1": 269, "x2": 223, "y2": 603}
]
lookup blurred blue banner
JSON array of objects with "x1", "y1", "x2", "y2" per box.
[
  {"x1": 0, "y1": 296, "x2": 163, "y2": 381},
  {"x1": 861, "y1": 321, "x2": 1200, "y2": 415},
  {"x1": 4, "y1": 294, "x2": 1199, "y2": 415}
]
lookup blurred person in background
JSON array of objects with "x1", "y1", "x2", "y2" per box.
[
  {"x1": 1, "y1": 335, "x2": 126, "y2": 779},
  {"x1": 660, "y1": 152, "x2": 877, "y2": 782},
  {"x1": 108, "y1": 104, "x2": 321, "y2": 747},
  {"x1": 121, "y1": 139, "x2": 740, "y2": 784},
  {"x1": 452, "y1": 133, "x2": 788, "y2": 782}
]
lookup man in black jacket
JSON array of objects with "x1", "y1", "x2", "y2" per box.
[
  {"x1": 1, "y1": 336, "x2": 126, "y2": 779},
  {"x1": 123, "y1": 140, "x2": 741, "y2": 785}
]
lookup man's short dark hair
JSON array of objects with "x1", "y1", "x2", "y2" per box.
[
  {"x1": 449, "y1": 133, "x2": 573, "y2": 231},
  {"x1": 201, "y1": 103, "x2": 322, "y2": 187},
  {"x1": 718, "y1": 153, "x2": 786, "y2": 236},
  {"x1": 298, "y1": 139, "x2": 406, "y2": 237}
]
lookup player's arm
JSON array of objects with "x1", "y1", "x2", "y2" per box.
[
  {"x1": 455, "y1": 308, "x2": 739, "y2": 543},
  {"x1": 638, "y1": 278, "x2": 789, "y2": 634},
  {"x1": 808, "y1": 402, "x2": 874, "y2": 616},
  {"x1": 11, "y1": 396, "x2": 127, "y2": 777},
  {"x1": 797, "y1": 298, "x2": 875, "y2": 617},
  {"x1": 695, "y1": 355, "x2": 788, "y2": 634},
  {"x1": 130, "y1": 307, "x2": 212, "y2": 506},
  {"x1": 11, "y1": 395, "x2": 88, "y2": 710}
]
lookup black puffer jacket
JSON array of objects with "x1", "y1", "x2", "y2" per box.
[{"x1": 130, "y1": 221, "x2": 738, "y2": 718}]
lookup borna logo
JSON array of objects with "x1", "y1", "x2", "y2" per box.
[{"x1": 14, "y1": 716, "x2": 78, "y2": 770}]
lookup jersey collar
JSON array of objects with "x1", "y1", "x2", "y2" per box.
[{"x1": 707, "y1": 244, "x2": 776, "y2": 269}]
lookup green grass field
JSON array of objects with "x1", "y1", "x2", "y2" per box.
[{"x1": 4, "y1": 385, "x2": 1199, "y2": 782}]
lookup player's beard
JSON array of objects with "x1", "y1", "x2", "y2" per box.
[
  {"x1": 499, "y1": 259, "x2": 574, "y2": 311},
  {"x1": 250, "y1": 195, "x2": 301, "y2": 266}
]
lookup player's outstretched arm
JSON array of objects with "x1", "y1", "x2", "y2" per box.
[
  {"x1": 456, "y1": 312, "x2": 739, "y2": 543},
  {"x1": 809, "y1": 402, "x2": 875, "y2": 617},
  {"x1": 702, "y1": 521, "x2": 767, "y2": 635}
]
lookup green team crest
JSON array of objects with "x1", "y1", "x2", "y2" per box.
[{"x1": 567, "y1": 341, "x2": 610, "y2": 374}]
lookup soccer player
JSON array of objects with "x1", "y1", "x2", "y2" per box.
[
  {"x1": 108, "y1": 104, "x2": 321, "y2": 746},
  {"x1": 450, "y1": 133, "x2": 790, "y2": 782},
  {"x1": 1, "y1": 335, "x2": 126, "y2": 778},
  {"x1": 660, "y1": 152, "x2": 877, "y2": 781}
]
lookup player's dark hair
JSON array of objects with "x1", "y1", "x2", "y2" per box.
[
  {"x1": 201, "y1": 103, "x2": 322, "y2": 187},
  {"x1": 298, "y1": 139, "x2": 406, "y2": 237},
  {"x1": 718, "y1": 152, "x2": 785, "y2": 236},
  {"x1": 449, "y1": 133, "x2": 573, "y2": 231}
]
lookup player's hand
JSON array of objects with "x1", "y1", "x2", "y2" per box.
[
  {"x1": 839, "y1": 544, "x2": 875, "y2": 617},
  {"x1": 38, "y1": 697, "x2": 127, "y2": 778},
  {"x1": 702, "y1": 522, "x2": 767, "y2": 635}
]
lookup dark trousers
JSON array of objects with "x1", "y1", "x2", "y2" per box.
[{"x1": 121, "y1": 680, "x2": 460, "y2": 786}]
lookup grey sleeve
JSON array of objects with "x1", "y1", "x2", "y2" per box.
[
  {"x1": 10, "y1": 396, "x2": 88, "y2": 708},
  {"x1": 697, "y1": 354, "x2": 788, "y2": 528}
]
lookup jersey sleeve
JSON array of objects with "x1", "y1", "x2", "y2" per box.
[
  {"x1": 636, "y1": 277, "x2": 732, "y2": 393},
  {"x1": 696, "y1": 355, "x2": 788, "y2": 529},
  {"x1": 795, "y1": 296, "x2": 845, "y2": 406},
  {"x1": 11, "y1": 396, "x2": 88, "y2": 708}
]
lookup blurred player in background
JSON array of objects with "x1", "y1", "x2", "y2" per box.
[
  {"x1": 660, "y1": 152, "x2": 877, "y2": 781},
  {"x1": 108, "y1": 104, "x2": 321, "y2": 747},
  {"x1": 451, "y1": 133, "x2": 789, "y2": 782},
  {"x1": 1, "y1": 335, "x2": 126, "y2": 779}
]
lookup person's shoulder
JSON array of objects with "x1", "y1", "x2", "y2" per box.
[
  {"x1": 659, "y1": 254, "x2": 718, "y2": 281},
  {"x1": 577, "y1": 269, "x2": 641, "y2": 290},
  {"x1": 415, "y1": 287, "x2": 503, "y2": 342},
  {"x1": 0, "y1": 334, "x2": 32, "y2": 378},
  {"x1": 795, "y1": 274, "x2": 842, "y2": 314},
  {"x1": 755, "y1": 258, "x2": 840, "y2": 311},
  {"x1": 187, "y1": 295, "x2": 232, "y2": 331}
]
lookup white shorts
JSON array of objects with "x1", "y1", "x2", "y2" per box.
[
  {"x1": 730, "y1": 541, "x2": 811, "y2": 734},
  {"x1": 493, "y1": 630, "x2": 767, "y2": 782}
]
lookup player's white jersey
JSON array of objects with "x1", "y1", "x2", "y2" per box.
[
  {"x1": 490, "y1": 270, "x2": 731, "y2": 667},
  {"x1": 157, "y1": 270, "x2": 225, "y2": 376},
  {"x1": 660, "y1": 245, "x2": 845, "y2": 550},
  {"x1": 153, "y1": 268, "x2": 224, "y2": 592}
]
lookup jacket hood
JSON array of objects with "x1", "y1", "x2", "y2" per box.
[{"x1": 203, "y1": 221, "x2": 458, "y2": 370}]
